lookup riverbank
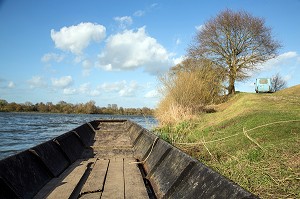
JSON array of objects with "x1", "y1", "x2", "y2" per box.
[
  {"x1": 0, "y1": 100, "x2": 154, "y2": 115},
  {"x1": 156, "y1": 85, "x2": 300, "y2": 198}
]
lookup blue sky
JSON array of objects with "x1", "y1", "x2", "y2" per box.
[{"x1": 1, "y1": 0, "x2": 300, "y2": 108}]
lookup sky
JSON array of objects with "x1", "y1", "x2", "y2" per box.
[{"x1": 0, "y1": 0, "x2": 300, "y2": 108}]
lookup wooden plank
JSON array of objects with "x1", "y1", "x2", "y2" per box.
[
  {"x1": 124, "y1": 158, "x2": 149, "y2": 199},
  {"x1": 101, "y1": 158, "x2": 124, "y2": 199},
  {"x1": 81, "y1": 159, "x2": 109, "y2": 194},
  {"x1": 80, "y1": 192, "x2": 101, "y2": 199},
  {"x1": 34, "y1": 159, "x2": 95, "y2": 199}
]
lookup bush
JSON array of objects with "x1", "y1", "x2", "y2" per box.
[{"x1": 155, "y1": 58, "x2": 226, "y2": 125}]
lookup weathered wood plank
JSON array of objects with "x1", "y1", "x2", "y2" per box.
[
  {"x1": 101, "y1": 158, "x2": 124, "y2": 199},
  {"x1": 81, "y1": 159, "x2": 109, "y2": 194},
  {"x1": 80, "y1": 192, "x2": 102, "y2": 199},
  {"x1": 124, "y1": 158, "x2": 149, "y2": 199},
  {"x1": 34, "y1": 159, "x2": 95, "y2": 199}
]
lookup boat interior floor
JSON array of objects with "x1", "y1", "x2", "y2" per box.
[{"x1": 34, "y1": 121, "x2": 150, "y2": 199}]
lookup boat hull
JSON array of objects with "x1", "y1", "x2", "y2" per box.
[{"x1": 0, "y1": 120, "x2": 257, "y2": 199}]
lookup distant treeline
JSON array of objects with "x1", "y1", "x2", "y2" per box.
[{"x1": 0, "y1": 99, "x2": 154, "y2": 115}]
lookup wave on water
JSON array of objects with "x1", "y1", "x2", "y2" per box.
[{"x1": 0, "y1": 112, "x2": 157, "y2": 160}]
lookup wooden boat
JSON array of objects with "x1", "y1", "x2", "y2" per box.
[{"x1": 0, "y1": 120, "x2": 258, "y2": 199}]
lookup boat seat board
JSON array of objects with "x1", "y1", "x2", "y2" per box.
[
  {"x1": 101, "y1": 158, "x2": 148, "y2": 199},
  {"x1": 34, "y1": 159, "x2": 95, "y2": 199},
  {"x1": 101, "y1": 158, "x2": 124, "y2": 199},
  {"x1": 34, "y1": 157, "x2": 148, "y2": 199},
  {"x1": 80, "y1": 192, "x2": 102, "y2": 199},
  {"x1": 80, "y1": 158, "x2": 109, "y2": 194},
  {"x1": 124, "y1": 158, "x2": 149, "y2": 199}
]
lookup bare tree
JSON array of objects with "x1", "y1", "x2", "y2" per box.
[
  {"x1": 189, "y1": 9, "x2": 281, "y2": 94},
  {"x1": 272, "y1": 73, "x2": 287, "y2": 92}
]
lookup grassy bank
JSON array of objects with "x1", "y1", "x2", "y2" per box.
[{"x1": 156, "y1": 85, "x2": 300, "y2": 198}]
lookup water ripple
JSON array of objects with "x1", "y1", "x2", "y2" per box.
[{"x1": 0, "y1": 112, "x2": 157, "y2": 160}]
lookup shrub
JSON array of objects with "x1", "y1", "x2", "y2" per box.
[{"x1": 155, "y1": 58, "x2": 226, "y2": 125}]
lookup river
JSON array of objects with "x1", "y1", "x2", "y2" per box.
[{"x1": 0, "y1": 112, "x2": 157, "y2": 160}]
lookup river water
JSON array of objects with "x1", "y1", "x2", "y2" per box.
[{"x1": 0, "y1": 112, "x2": 157, "y2": 160}]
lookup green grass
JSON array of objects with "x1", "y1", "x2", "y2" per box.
[{"x1": 155, "y1": 85, "x2": 300, "y2": 198}]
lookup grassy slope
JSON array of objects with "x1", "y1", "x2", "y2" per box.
[{"x1": 157, "y1": 85, "x2": 300, "y2": 198}]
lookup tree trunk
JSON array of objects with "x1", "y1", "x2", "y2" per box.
[{"x1": 228, "y1": 76, "x2": 235, "y2": 95}]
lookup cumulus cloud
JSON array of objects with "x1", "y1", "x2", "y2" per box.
[
  {"x1": 144, "y1": 89, "x2": 158, "y2": 98},
  {"x1": 78, "y1": 83, "x2": 90, "y2": 93},
  {"x1": 8, "y1": 81, "x2": 15, "y2": 88},
  {"x1": 51, "y1": 22, "x2": 106, "y2": 54},
  {"x1": 28, "y1": 76, "x2": 47, "y2": 89},
  {"x1": 41, "y1": 53, "x2": 64, "y2": 62},
  {"x1": 173, "y1": 55, "x2": 186, "y2": 65},
  {"x1": 258, "y1": 51, "x2": 298, "y2": 71},
  {"x1": 62, "y1": 82, "x2": 101, "y2": 96},
  {"x1": 89, "y1": 90, "x2": 101, "y2": 96},
  {"x1": 114, "y1": 16, "x2": 133, "y2": 29},
  {"x1": 63, "y1": 87, "x2": 76, "y2": 95},
  {"x1": 51, "y1": 76, "x2": 73, "y2": 88},
  {"x1": 119, "y1": 81, "x2": 138, "y2": 97},
  {"x1": 82, "y1": 59, "x2": 93, "y2": 76},
  {"x1": 100, "y1": 81, "x2": 126, "y2": 92},
  {"x1": 80, "y1": 83, "x2": 101, "y2": 96},
  {"x1": 98, "y1": 26, "x2": 172, "y2": 75},
  {"x1": 99, "y1": 80, "x2": 139, "y2": 97}
]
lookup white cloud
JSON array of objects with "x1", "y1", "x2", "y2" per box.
[
  {"x1": 89, "y1": 90, "x2": 101, "y2": 96},
  {"x1": 51, "y1": 76, "x2": 73, "y2": 88},
  {"x1": 79, "y1": 83, "x2": 90, "y2": 93},
  {"x1": 41, "y1": 53, "x2": 64, "y2": 63},
  {"x1": 82, "y1": 59, "x2": 93, "y2": 76},
  {"x1": 114, "y1": 16, "x2": 133, "y2": 29},
  {"x1": 283, "y1": 74, "x2": 292, "y2": 81},
  {"x1": 78, "y1": 83, "x2": 101, "y2": 96},
  {"x1": 63, "y1": 83, "x2": 101, "y2": 96},
  {"x1": 63, "y1": 88, "x2": 76, "y2": 95},
  {"x1": 28, "y1": 76, "x2": 47, "y2": 89},
  {"x1": 195, "y1": 25, "x2": 204, "y2": 32},
  {"x1": 150, "y1": 3, "x2": 158, "y2": 8},
  {"x1": 8, "y1": 81, "x2": 15, "y2": 88},
  {"x1": 98, "y1": 26, "x2": 172, "y2": 75},
  {"x1": 176, "y1": 38, "x2": 181, "y2": 45},
  {"x1": 258, "y1": 51, "x2": 298, "y2": 71},
  {"x1": 82, "y1": 59, "x2": 92, "y2": 69},
  {"x1": 119, "y1": 81, "x2": 138, "y2": 97},
  {"x1": 74, "y1": 55, "x2": 84, "y2": 63},
  {"x1": 173, "y1": 55, "x2": 186, "y2": 65},
  {"x1": 133, "y1": 10, "x2": 145, "y2": 17},
  {"x1": 51, "y1": 22, "x2": 106, "y2": 54},
  {"x1": 99, "y1": 80, "x2": 139, "y2": 97},
  {"x1": 144, "y1": 89, "x2": 158, "y2": 98},
  {"x1": 280, "y1": 51, "x2": 298, "y2": 59},
  {"x1": 133, "y1": 3, "x2": 158, "y2": 18},
  {"x1": 100, "y1": 81, "x2": 126, "y2": 92}
]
